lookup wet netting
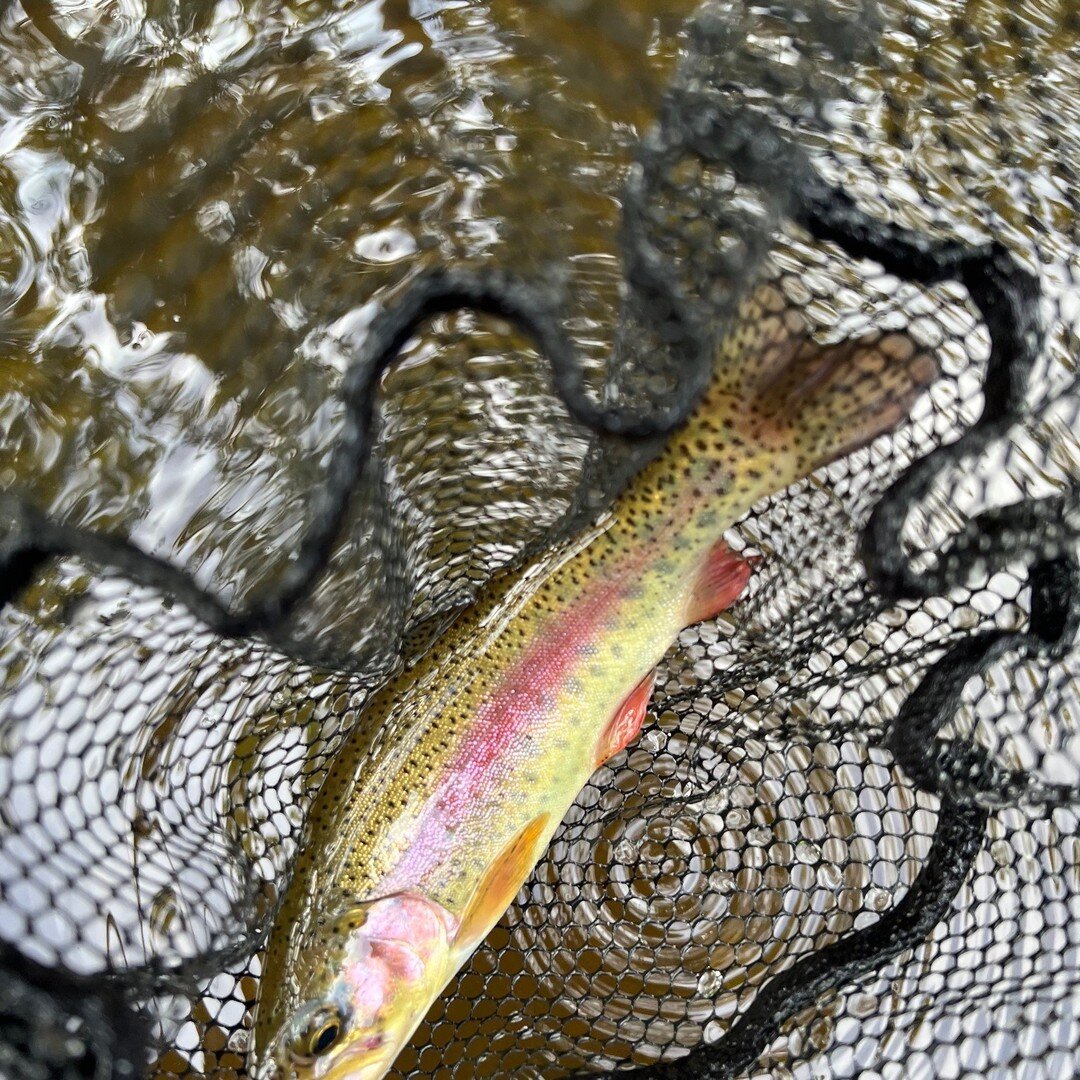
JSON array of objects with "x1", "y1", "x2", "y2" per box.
[{"x1": 1, "y1": 0, "x2": 1078, "y2": 1078}]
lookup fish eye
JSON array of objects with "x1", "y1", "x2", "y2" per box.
[{"x1": 288, "y1": 1004, "x2": 345, "y2": 1063}]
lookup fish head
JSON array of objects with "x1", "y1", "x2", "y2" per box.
[{"x1": 258, "y1": 892, "x2": 458, "y2": 1080}]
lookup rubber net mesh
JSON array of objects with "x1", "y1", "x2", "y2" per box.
[{"x1": 0, "y1": 1, "x2": 1078, "y2": 1079}]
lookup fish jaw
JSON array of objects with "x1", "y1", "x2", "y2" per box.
[
  {"x1": 259, "y1": 892, "x2": 458, "y2": 1080},
  {"x1": 318, "y1": 1045, "x2": 396, "y2": 1080}
]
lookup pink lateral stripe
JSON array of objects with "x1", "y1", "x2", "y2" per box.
[
  {"x1": 385, "y1": 538, "x2": 752, "y2": 889},
  {"x1": 386, "y1": 569, "x2": 632, "y2": 883}
]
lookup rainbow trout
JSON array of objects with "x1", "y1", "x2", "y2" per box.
[{"x1": 253, "y1": 283, "x2": 936, "y2": 1079}]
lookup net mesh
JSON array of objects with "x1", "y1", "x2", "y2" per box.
[{"x1": 0, "y1": 1, "x2": 1077, "y2": 1079}]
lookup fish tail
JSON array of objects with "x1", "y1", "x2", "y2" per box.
[
  {"x1": 721, "y1": 285, "x2": 939, "y2": 474},
  {"x1": 772, "y1": 328, "x2": 936, "y2": 469}
]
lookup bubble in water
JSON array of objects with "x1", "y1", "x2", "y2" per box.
[
  {"x1": 710, "y1": 870, "x2": 736, "y2": 894},
  {"x1": 867, "y1": 887, "x2": 892, "y2": 912}
]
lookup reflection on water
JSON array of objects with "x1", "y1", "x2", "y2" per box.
[{"x1": 1, "y1": 2, "x2": 1080, "y2": 1079}]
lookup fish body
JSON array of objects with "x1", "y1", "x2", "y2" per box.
[{"x1": 253, "y1": 285, "x2": 936, "y2": 1078}]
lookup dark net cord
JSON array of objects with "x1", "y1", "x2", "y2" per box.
[
  {"x1": 0, "y1": 266, "x2": 706, "y2": 664},
  {"x1": 2, "y1": 7, "x2": 1079, "y2": 1080},
  {"x1": 0, "y1": 11, "x2": 909, "y2": 671},
  {"x1": 617, "y1": 607, "x2": 1075, "y2": 1080},
  {"x1": 615, "y1": 804, "x2": 990, "y2": 1080}
]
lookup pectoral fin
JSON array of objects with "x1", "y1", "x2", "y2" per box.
[{"x1": 457, "y1": 813, "x2": 551, "y2": 948}]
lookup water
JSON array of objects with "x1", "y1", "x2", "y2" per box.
[
  {"x1": 0, "y1": 2, "x2": 702, "y2": 1073},
  {"x1": 0, "y1": 0, "x2": 695, "y2": 664}
]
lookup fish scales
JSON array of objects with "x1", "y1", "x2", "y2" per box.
[{"x1": 253, "y1": 284, "x2": 938, "y2": 1079}]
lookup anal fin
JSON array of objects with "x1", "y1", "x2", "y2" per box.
[{"x1": 686, "y1": 542, "x2": 755, "y2": 626}]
